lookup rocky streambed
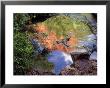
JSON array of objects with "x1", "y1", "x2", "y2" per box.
[
  {"x1": 26, "y1": 14, "x2": 97, "y2": 75},
  {"x1": 27, "y1": 53, "x2": 97, "y2": 75}
]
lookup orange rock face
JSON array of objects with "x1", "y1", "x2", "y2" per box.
[
  {"x1": 67, "y1": 37, "x2": 78, "y2": 47},
  {"x1": 35, "y1": 23, "x2": 48, "y2": 33},
  {"x1": 33, "y1": 23, "x2": 78, "y2": 53}
]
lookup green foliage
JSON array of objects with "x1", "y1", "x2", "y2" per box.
[
  {"x1": 14, "y1": 31, "x2": 34, "y2": 75},
  {"x1": 14, "y1": 13, "x2": 30, "y2": 31},
  {"x1": 14, "y1": 13, "x2": 34, "y2": 75},
  {"x1": 14, "y1": 32, "x2": 33, "y2": 59}
]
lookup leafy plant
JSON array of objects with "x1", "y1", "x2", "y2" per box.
[
  {"x1": 14, "y1": 13, "x2": 30, "y2": 31},
  {"x1": 14, "y1": 31, "x2": 34, "y2": 75},
  {"x1": 14, "y1": 13, "x2": 34, "y2": 75}
]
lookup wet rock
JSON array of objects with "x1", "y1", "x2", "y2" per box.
[{"x1": 89, "y1": 51, "x2": 97, "y2": 60}]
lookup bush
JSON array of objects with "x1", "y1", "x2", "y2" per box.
[
  {"x1": 14, "y1": 13, "x2": 30, "y2": 31},
  {"x1": 14, "y1": 32, "x2": 34, "y2": 58},
  {"x1": 14, "y1": 13, "x2": 34, "y2": 75},
  {"x1": 14, "y1": 31, "x2": 34, "y2": 75}
]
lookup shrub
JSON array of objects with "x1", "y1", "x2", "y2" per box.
[
  {"x1": 14, "y1": 31, "x2": 34, "y2": 75},
  {"x1": 14, "y1": 13, "x2": 30, "y2": 31},
  {"x1": 14, "y1": 13, "x2": 34, "y2": 75}
]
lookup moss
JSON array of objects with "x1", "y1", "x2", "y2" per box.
[{"x1": 43, "y1": 15, "x2": 92, "y2": 40}]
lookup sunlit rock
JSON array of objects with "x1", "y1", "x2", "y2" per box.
[
  {"x1": 89, "y1": 51, "x2": 97, "y2": 60},
  {"x1": 78, "y1": 34, "x2": 97, "y2": 61},
  {"x1": 30, "y1": 38, "x2": 44, "y2": 54},
  {"x1": 87, "y1": 34, "x2": 97, "y2": 41}
]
